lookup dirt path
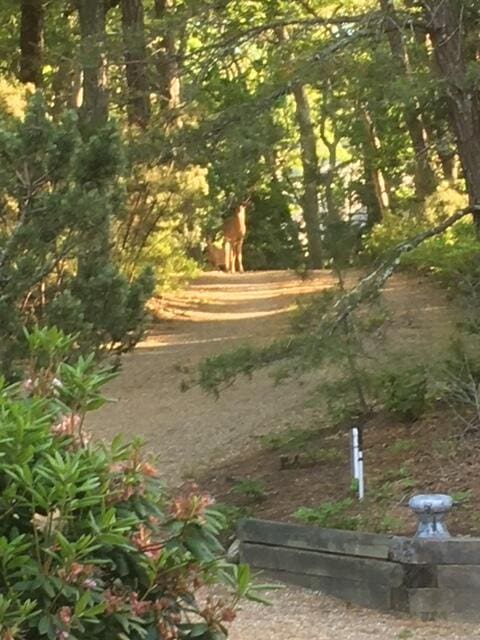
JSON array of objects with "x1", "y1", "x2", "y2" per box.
[
  {"x1": 89, "y1": 269, "x2": 454, "y2": 485},
  {"x1": 88, "y1": 270, "x2": 477, "y2": 638},
  {"x1": 89, "y1": 270, "x2": 343, "y2": 484}
]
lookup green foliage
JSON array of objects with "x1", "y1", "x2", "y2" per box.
[
  {"x1": 214, "y1": 503, "x2": 251, "y2": 542},
  {"x1": 374, "y1": 364, "x2": 427, "y2": 420},
  {"x1": 293, "y1": 499, "x2": 358, "y2": 530},
  {"x1": 433, "y1": 342, "x2": 480, "y2": 432},
  {"x1": 0, "y1": 93, "x2": 153, "y2": 374},
  {"x1": 363, "y1": 184, "x2": 474, "y2": 281},
  {"x1": 231, "y1": 479, "x2": 266, "y2": 501},
  {"x1": 243, "y1": 185, "x2": 304, "y2": 271},
  {"x1": 259, "y1": 427, "x2": 318, "y2": 452},
  {"x1": 387, "y1": 439, "x2": 415, "y2": 455},
  {"x1": 306, "y1": 447, "x2": 342, "y2": 464},
  {"x1": 451, "y1": 489, "x2": 473, "y2": 507},
  {"x1": 0, "y1": 327, "x2": 260, "y2": 640},
  {"x1": 116, "y1": 160, "x2": 207, "y2": 294},
  {"x1": 375, "y1": 515, "x2": 405, "y2": 534},
  {"x1": 307, "y1": 376, "x2": 370, "y2": 426}
]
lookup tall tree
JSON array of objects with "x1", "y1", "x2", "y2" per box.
[
  {"x1": 292, "y1": 81, "x2": 324, "y2": 268},
  {"x1": 422, "y1": 0, "x2": 480, "y2": 228},
  {"x1": 361, "y1": 106, "x2": 391, "y2": 221},
  {"x1": 277, "y1": 26, "x2": 323, "y2": 267},
  {"x1": 77, "y1": 0, "x2": 108, "y2": 132},
  {"x1": 19, "y1": 0, "x2": 44, "y2": 86},
  {"x1": 121, "y1": 0, "x2": 150, "y2": 127},
  {"x1": 380, "y1": 0, "x2": 437, "y2": 200},
  {"x1": 154, "y1": 0, "x2": 180, "y2": 110}
]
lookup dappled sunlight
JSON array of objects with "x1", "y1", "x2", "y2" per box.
[
  {"x1": 152, "y1": 271, "x2": 338, "y2": 326},
  {"x1": 136, "y1": 334, "x2": 251, "y2": 351}
]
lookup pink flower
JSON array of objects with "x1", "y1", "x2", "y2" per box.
[
  {"x1": 58, "y1": 562, "x2": 96, "y2": 587},
  {"x1": 51, "y1": 414, "x2": 81, "y2": 437},
  {"x1": 103, "y1": 589, "x2": 126, "y2": 614},
  {"x1": 57, "y1": 606, "x2": 72, "y2": 625},
  {"x1": 82, "y1": 578, "x2": 97, "y2": 589},
  {"x1": 131, "y1": 525, "x2": 163, "y2": 560},
  {"x1": 129, "y1": 592, "x2": 152, "y2": 617},
  {"x1": 168, "y1": 484, "x2": 215, "y2": 522},
  {"x1": 20, "y1": 377, "x2": 35, "y2": 395},
  {"x1": 139, "y1": 462, "x2": 158, "y2": 477}
]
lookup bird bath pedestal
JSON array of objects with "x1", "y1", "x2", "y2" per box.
[{"x1": 408, "y1": 494, "x2": 453, "y2": 539}]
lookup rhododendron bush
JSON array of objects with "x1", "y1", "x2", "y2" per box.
[{"x1": 0, "y1": 328, "x2": 265, "y2": 640}]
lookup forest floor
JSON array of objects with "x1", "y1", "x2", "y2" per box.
[{"x1": 88, "y1": 269, "x2": 480, "y2": 638}]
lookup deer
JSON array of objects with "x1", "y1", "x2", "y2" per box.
[
  {"x1": 222, "y1": 199, "x2": 248, "y2": 273},
  {"x1": 205, "y1": 237, "x2": 227, "y2": 270}
]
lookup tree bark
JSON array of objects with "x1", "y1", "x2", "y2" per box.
[
  {"x1": 360, "y1": 108, "x2": 390, "y2": 221},
  {"x1": 154, "y1": 0, "x2": 180, "y2": 110},
  {"x1": 422, "y1": 0, "x2": 480, "y2": 228},
  {"x1": 77, "y1": 0, "x2": 108, "y2": 132},
  {"x1": 19, "y1": 0, "x2": 44, "y2": 86},
  {"x1": 121, "y1": 0, "x2": 150, "y2": 128},
  {"x1": 292, "y1": 82, "x2": 324, "y2": 268},
  {"x1": 380, "y1": 0, "x2": 437, "y2": 200},
  {"x1": 276, "y1": 25, "x2": 323, "y2": 267}
]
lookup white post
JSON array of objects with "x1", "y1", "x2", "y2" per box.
[
  {"x1": 357, "y1": 446, "x2": 364, "y2": 501},
  {"x1": 350, "y1": 426, "x2": 364, "y2": 501}
]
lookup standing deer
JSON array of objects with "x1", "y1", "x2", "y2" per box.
[{"x1": 222, "y1": 200, "x2": 248, "y2": 273}]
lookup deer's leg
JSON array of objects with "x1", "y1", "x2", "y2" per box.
[
  {"x1": 237, "y1": 238, "x2": 245, "y2": 273},
  {"x1": 224, "y1": 240, "x2": 233, "y2": 273}
]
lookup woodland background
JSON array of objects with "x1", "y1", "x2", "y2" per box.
[{"x1": 1, "y1": 0, "x2": 480, "y2": 371}]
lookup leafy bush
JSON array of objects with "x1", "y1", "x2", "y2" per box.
[
  {"x1": 117, "y1": 161, "x2": 207, "y2": 294},
  {"x1": 0, "y1": 327, "x2": 265, "y2": 640},
  {"x1": 0, "y1": 93, "x2": 153, "y2": 375},
  {"x1": 374, "y1": 364, "x2": 427, "y2": 420},
  {"x1": 231, "y1": 479, "x2": 266, "y2": 502},
  {"x1": 259, "y1": 427, "x2": 318, "y2": 453},
  {"x1": 293, "y1": 499, "x2": 358, "y2": 530},
  {"x1": 363, "y1": 183, "x2": 476, "y2": 281},
  {"x1": 433, "y1": 342, "x2": 480, "y2": 433},
  {"x1": 242, "y1": 185, "x2": 304, "y2": 271}
]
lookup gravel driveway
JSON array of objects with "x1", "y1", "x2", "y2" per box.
[{"x1": 230, "y1": 585, "x2": 479, "y2": 639}]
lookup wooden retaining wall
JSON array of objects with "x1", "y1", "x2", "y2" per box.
[{"x1": 238, "y1": 518, "x2": 480, "y2": 621}]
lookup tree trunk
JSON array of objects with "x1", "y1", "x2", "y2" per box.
[
  {"x1": 422, "y1": 0, "x2": 480, "y2": 227},
  {"x1": 19, "y1": 0, "x2": 44, "y2": 86},
  {"x1": 77, "y1": 0, "x2": 108, "y2": 132},
  {"x1": 380, "y1": 0, "x2": 437, "y2": 200},
  {"x1": 154, "y1": 0, "x2": 180, "y2": 110},
  {"x1": 121, "y1": 0, "x2": 150, "y2": 128},
  {"x1": 276, "y1": 25, "x2": 323, "y2": 267},
  {"x1": 361, "y1": 108, "x2": 390, "y2": 221},
  {"x1": 292, "y1": 82, "x2": 324, "y2": 268}
]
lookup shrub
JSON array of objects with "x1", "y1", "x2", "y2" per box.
[
  {"x1": 0, "y1": 93, "x2": 153, "y2": 375},
  {"x1": 375, "y1": 364, "x2": 427, "y2": 420},
  {"x1": 433, "y1": 342, "x2": 480, "y2": 433},
  {"x1": 293, "y1": 499, "x2": 358, "y2": 530},
  {"x1": 0, "y1": 328, "x2": 264, "y2": 640},
  {"x1": 231, "y1": 479, "x2": 266, "y2": 502},
  {"x1": 362, "y1": 184, "x2": 475, "y2": 282},
  {"x1": 259, "y1": 427, "x2": 318, "y2": 453}
]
